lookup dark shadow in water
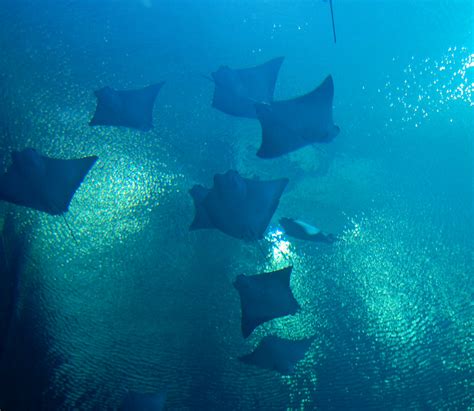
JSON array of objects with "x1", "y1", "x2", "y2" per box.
[{"x1": 0, "y1": 215, "x2": 66, "y2": 410}]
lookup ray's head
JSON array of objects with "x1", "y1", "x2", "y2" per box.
[{"x1": 214, "y1": 170, "x2": 247, "y2": 199}]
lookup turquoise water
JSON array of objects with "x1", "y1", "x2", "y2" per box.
[{"x1": 0, "y1": 0, "x2": 472, "y2": 409}]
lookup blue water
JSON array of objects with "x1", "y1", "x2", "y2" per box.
[{"x1": 0, "y1": 0, "x2": 472, "y2": 410}]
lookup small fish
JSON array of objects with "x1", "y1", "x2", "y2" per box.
[{"x1": 280, "y1": 217, "x2": 337, "y2": 243}]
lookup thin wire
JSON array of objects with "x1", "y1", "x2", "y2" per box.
[
  {"x1": 48, "y1": 198, "x2": 79, "y2": 245},
  {"x1": 329, "y1": 0, "x2": 337, "y2": 43}
]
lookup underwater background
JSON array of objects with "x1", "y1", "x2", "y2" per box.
[{"x1": 0, "y1": 0, "x2": 472, "y2": 410}]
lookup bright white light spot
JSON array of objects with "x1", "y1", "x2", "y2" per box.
[{"x1": 266, "y1": 228, "x2": 292, "y2": 263}]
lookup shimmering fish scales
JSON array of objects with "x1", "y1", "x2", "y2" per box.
[
  {"x1": 233, "y1": 266, "x2": 300, "y2": 338},
  {"x1": 211, "y1": 57, "x2": 284, "y2": 118},
  {"x1": 0, "y1": 148, "x2": 97, "y2": 215},
  {"x1": 90, "y1": 82, "x2": 164, "y2": 131},
  {"x1": 239, "y1": 335, "x2": 315, "y2": 374},
  {"x1": 256, "y1": 75, "x2": 340, "y2": 158},
  {"x1": 189, "y1": 170, "x2": 288, "y2": 240}
]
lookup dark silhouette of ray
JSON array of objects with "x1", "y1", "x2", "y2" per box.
[
  {"x1": 280, "y1": 217, "x2": 337, "y2": 243},
  {"x1": 189, "y1": 170, "x2": 288, "y2": 240},
  {"x1": 0, "y1": 148, "x2": 97, "y2": 215},
  {"x1": 90, "y1": 82, "x2": 164, "y2": 131},
  {"x1": 211, "y1": 57, "x2": 284, "y2": 118},
  {"x1": 239, "y1": 335, "x2": 315, "y2": 374},
  {"x1": 255, "y1": 75, "x2": 340, "y2": 158},
  {"x1": 119, "y1": 391, "x2": 166, "y2": 411},
  {"x1": 0, "y1": 214, "x2": 27, "y2": 361},
  {"x1": 233, "y1": 266, "x2": 300, "y2": 338}
]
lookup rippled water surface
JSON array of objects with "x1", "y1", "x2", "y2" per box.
[{"x1": 0, "y1": 1, "x2": 472, "y2": 410}]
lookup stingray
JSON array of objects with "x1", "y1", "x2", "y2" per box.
[
  {"x1": 239, "y1": 335, "x2": 315, "y2": 374},
  {"x1": 255, "y1": 75, "x2": 340, "y2": 159},
  {"x1": 280, "y1": 217, "x2": 337, "y2": 243},
  {"x1": 189, "y1": 170, "x2": 288, "y2": 240},
  {"x1": 210, "y1": 56, "x2": 284, "y2": 118},
  {"x1": 119, "y1": 391, "x2": 166, "y2": 411},
  {"x1": 90, "y1": 82, "x2": 164, "y2": 131},
  {"x1": 0, "y1": 148, "x2": 97, "y2": 216},
  {"x1": 233, "y1": 266, "x2": 300, "y2": 338}
]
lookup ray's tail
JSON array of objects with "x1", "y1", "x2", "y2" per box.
[
  {"x1": 61, "y1": 213, "x2": 79, "y2": 244},
  {"x1": 256, "y1": 240, "x2": 268, "y2": 261}
]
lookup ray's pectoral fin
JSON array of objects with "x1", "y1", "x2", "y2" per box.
[
  {"x1": 189, "y1": 185, "x2": 215, "y2": 230},
  {"x1": 0, "y1": 149, "x2": 98, "y2": 216},
  {"x1": 238, "y1": 335, "x2": 315, "y2": 374}
]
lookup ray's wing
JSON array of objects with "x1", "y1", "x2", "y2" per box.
[
  {"x1": 90, "y1": 86, "x2": 123, "y2": 127},
  {"x1": 40, "y1": 155, "x2": 98, "y2": 215},
  {"x1": 239, "y1": 335, "x2": 315, "y2": 374},
  {"x1": 0, "y1": 153, "x2": 97, "y2": 215},
  {"x1": 212, "y1": 57, "x2": 284, "y2": 118},
  {"x1": 189, "y1": 185, "x2": 214, "y2": 230},
  {"x1": 234, "y1": 266, "x2": 299, "y2": 338},
  {"x1": 243, "y1": 177, "x2": 289, "y2": 239},
  {"x1": 0, "y1": 162, "x2": 46, "y2": 212},
  {"x1": 201, "y1": 171, "x2": 249, "y2": 239},
  {"x1": 256, "y1": 75, "x2": 339, "y2": 158},
  {"x1": 237, "y1": 56, "x2": 284, "y2": 103},
  {"x1": 120, "y1": 83, "x2": 164, "y2": 131},
  {"x1": 90, "y1": 82, "x2": 164, "y2": 131},
  {"x1": 211, "y1": 66, "x2": 246, "y2": 116}
]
